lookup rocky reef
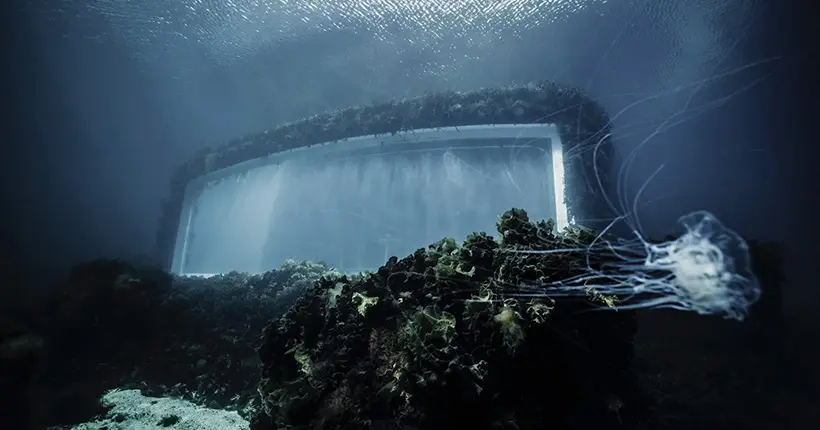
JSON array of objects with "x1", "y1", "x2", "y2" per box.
[
  {"x1": 27, "y1": 259, "x2": 335, "y2": 427},
  {"x1": 251, "y1": 208, "x2": 642, "y2": 430},
  {"x1": 1, "y1": 208, "x2": 796, "y2": 429}
]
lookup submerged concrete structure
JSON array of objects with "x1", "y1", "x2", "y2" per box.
[{"x1": 156, "y1": 83, "x2": 614, "y2": 275}]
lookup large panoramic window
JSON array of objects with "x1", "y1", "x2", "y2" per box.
[{"x1": 172, "y1": 124, "x2": 566, "y2": 275}]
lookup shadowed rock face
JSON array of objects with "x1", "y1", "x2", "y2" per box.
[
  {"x1": 252, "y1": 208, "x2": 643, "y2": 430},
  {"x1": 0, "y1": 323, "x2": 44, "y2": 430},
  {"x1": 0, "y1": 206, "x2": 792, "y2": 429},
  {"x1": 0, "y1": 332, "x2": 43, "y2": 361},
  {"x1": 15, "y1": 259, "x2": 333, "y2": 428}
]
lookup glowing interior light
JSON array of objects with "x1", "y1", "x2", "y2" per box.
[{"x1": 172, "y1": 124, "x2": 567, "y2": 276}]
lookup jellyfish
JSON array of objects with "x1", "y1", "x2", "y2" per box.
[
  {"x1": 511, "y1": 210, "x2": 761, "y2": 321},
  {"x1": 504, "y1": 58, "x2": 777, "y2": 321}
]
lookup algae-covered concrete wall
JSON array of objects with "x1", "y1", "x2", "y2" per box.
[{"x1": 155, "y1": 82, "x2": 614, "y2": 270}]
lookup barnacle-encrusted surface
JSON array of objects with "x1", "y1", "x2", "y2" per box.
[
  {"x1": 0, "y1": 211, "x2": 794, "y2": 429},
  {"x1": 252, "y1": 208, "x2": 641, "y2": 430}
]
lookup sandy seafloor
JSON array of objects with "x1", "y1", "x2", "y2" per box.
[{"x1": 50, "y1": 389, "x2": 249, "y2": 430}]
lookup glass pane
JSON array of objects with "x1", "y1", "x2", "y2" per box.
[{"x1": 174, "y1": 125, "x2": 564, "y2": 275}]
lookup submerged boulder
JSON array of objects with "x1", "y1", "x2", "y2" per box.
[
  {"x1": 8, "y1": 207, "x2": 789, "y2": 429},
  {"x1": 252, "y1": 208, "x2": 643, "y2": 430},
  {"x1": 36, "y1": 258, "x2": 334, "y2": 427}
]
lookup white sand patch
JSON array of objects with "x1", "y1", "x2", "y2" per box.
[{"x1": 68, "y1": 389, "x2": 249, "y2": 430}]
